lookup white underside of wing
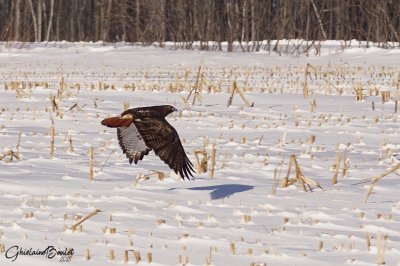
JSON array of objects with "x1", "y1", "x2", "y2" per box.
[{"x1": 117, "y1": 123, "x2": 150, "y2": 163}]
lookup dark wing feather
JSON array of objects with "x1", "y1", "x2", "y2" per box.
[
  {"x1": 117, "y1": 123, "x2": 151, "y2": 164},
  {"x1": 133, "y1": 117, "x2": 195, "y2": 180}
]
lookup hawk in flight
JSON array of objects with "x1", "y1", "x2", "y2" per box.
[{"x1": 101, "y1": 105, "x2": 195, "y2": 180}]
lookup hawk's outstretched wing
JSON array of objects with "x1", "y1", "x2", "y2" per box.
[
  {"x1": 117, "y1": 123, "x2": 151, "y2": 164},
  {"x1": 133, "y1": 117, "x2": 195, "y2": 180}
]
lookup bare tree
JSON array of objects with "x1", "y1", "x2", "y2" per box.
[
  {"x1": 37, "y1": 0, "x2": 43, "y2": 41},
  {"x1": 27, "y1": 0, "x2": 38, "y2": 41},
  {"x1": 14, "y1": 0, "x2": 21, "y2": 40},
  {"x1": 45, "y1": 0, "x2": 54, "y2": 41}
]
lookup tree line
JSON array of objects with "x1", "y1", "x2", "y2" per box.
[{"x1": 1, "y1": 0, "x2": 399, "y2": 51}]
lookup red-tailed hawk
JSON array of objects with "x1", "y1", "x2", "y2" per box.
[{"x1": 101, "y1": 105, "x2": 195, "y2": 180}]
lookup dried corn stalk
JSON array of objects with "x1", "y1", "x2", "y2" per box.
[
  {"x1": 364, "y1": 163, "x2": 400, "y2": 202},
  {"x1": 187, "y1": 63, "x2": 203, "y2": 105},
  {"x1": 0, "y1": 150, "x2": 20, "y2": 162},
  {"x1": 71, "y1": 209, "x2": 102, "y2": 231},
  {"x1": 227, "y1": 80, "x2": 254, "y2": 107},
  {"x1": 194, "y1": 149, "x2": 208, "y2": 173},
  {"x1": 281, "y1": 155, "x2": 324, "y2": 192},
  {"x1": 353, "y1": 83, "x2": 363, "y2": 101},
  {"x1": 134, "y1": 170, "x2": 166, "y2": 186}
]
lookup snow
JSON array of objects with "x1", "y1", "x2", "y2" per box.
[{"x1": 0, "y1": 42, "x2": 400, "y2": 265}]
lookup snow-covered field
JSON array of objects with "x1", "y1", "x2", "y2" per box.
[{"x1": 0, "y1": 42, "x2": 400, "y2": 265}]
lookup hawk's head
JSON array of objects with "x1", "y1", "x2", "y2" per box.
[{"x1": 161, "y1": 105, "x2": 177, "y2": 117}]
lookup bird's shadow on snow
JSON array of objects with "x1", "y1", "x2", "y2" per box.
[{"x1": 188, "y1": 184, "x2": 254, "y2": 200}]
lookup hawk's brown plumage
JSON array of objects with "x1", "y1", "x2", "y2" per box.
[{"x1": 101, "y1": 105, "x2": 195, "y2": 180}]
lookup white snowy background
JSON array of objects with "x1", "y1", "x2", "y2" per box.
[{"x1": 0, "y1": 41, "x2": 399, "y2": 265}]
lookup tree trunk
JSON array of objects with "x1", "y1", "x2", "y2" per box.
[
  {"x1": 251, "y1": 0, "x2": 255, "y2": 42},
  {"x1": 55, "y1": 0, "x2": 62, "y2": 41},
  {"x1": 103, "y1": 0, "x2": 112, "y2": 41},
  {"x1": 226, "y1": 1, "x2": 233, "y2": 52},
  {"x1": 241, "y1": 0, "x2": 247, "y2": 43},
  {"x1": 135, "y1": 0, "x2": 140, "y2": 41},
  {"x1": 14, "y1": 0, "x2": 21, "y2": 40},
  {"x1": 45, "y1": 0, "x2": 54, "y2": 41},
  {"x1": 27, "y1": 0, "x2": 38, "y2": 42},
  {"x1": 37, "y1": 0, "x2": 42, "y2": 41}
]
